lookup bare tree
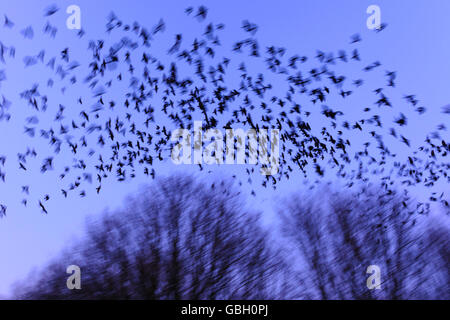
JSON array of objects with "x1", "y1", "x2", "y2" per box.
[
  {"x1": 279, "y1": 184, "x2": 449, "y2": 299},
  {"x1": 13, "y1": 177, "x2": 446, "y2": 300},
  {"x1": 13, "y1": 175, "x2": 290, "y2": 299}
]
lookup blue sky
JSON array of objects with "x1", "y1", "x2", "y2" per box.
[{"x1": 0, "y1": 0, "x2": 449, "y2": 297}]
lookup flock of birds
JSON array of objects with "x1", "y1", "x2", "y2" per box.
[{"x1": 0, "y1": 4, "x2": 448, "y2": 216}]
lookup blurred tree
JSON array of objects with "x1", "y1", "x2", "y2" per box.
[
  {"x1": 12, "y1": 177, "x2": 448, "y2": 300},
  {"x1": 279, "y1": 185, "x2": 449, "y2": 300},
  {"x1": 13, "y1": 175, "x2": 291, "y2": 299}
]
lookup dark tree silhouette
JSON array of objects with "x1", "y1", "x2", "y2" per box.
[
  {"x1": 13, "y1": 175, "x2": 292, "y2": 299},
  {"x1": 11, "y1": 176, "x2": 448, "y2": 299},
  {"x1": 279, "y1": 185, "x2": 449, "y2": 300}
]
